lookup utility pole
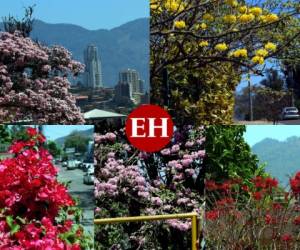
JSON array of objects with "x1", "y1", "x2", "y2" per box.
[{"x1": 248, "y1": 73, "x2": 253, "y2": 121}]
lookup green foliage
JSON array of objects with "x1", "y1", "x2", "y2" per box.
[
  {"x1": 204, "y1": 125, "x2": 261, "y2": 183},
  {"x1": 0, "y1": 125, "x2": 11, "y2": 144},
  {"x1": 9, "y1": 125, "x2": 29, "y2": 142},
  {"x1": 2, "y1": 5, "x2": 35, "y2": 37},
  {"x1": 45, "y1": 140, "x2": 62, "y2": 158},
  {"x1": 64, "y1": 131, "x2": 89, "y2": 154}
]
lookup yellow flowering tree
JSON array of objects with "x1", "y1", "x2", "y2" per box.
[{"x1": 151, "y1": 0, "x2": 300, "y2": 124}]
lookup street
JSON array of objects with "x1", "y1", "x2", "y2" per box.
[
  {"x1": 235, "y1": 119, "x2": 300, "y2": 125},
  {"x1": 57, "y1": 164, "x2": 94, "y2": 237},
  {"x1": 279, "y1": 119, "x2": 300, "y2": 125}
]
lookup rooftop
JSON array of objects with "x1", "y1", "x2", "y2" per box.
[{"x1": 84, "y1": 109, "x2": 126, "y2": 119}]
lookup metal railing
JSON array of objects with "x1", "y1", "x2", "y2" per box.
[{"x1": 94, "y1": 212, "x2": 199, "y2": 250}]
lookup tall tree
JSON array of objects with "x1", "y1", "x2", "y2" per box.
[
  {"x1": 2, "y1": 6, "x2": 35, "y2": 37},
  {"x1": 260, "y1": 69, "x2": 285, "y2": 91},
  {"x1": 64, "y1": 131, "x2": 89, "y2": 154}
]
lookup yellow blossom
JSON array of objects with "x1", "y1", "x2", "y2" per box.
[
  {"x1": 265, "y1": 13, "x2": 279, "y2": 23},
  {"x1": 225, "y1": 0, "x2": 238, "y2": 7},
  {"x1": 249, "y1": 7, "x2": 263, "y2": 16},
  {"x1": 252, "y1": 56, "x2": 264, "y2": 64},
  {"x1": 255, "y1": 49, "x2": 268, "y2": 57},
  {"x1": 174, "y1": 20, "x2": 186, "y2": 29},
  {"x1": 232, "y1": 49, "x2": 248, "y2": 58},
  {"x1": 239, "y1": 6, "x2": 248, "y2": 14},
  {"x1": 215, "y1": 43, "x2": 228, "y2": 51},
  {"x1": 199, "y1": 40, "x2": 209, "y2": 47},
  {"x1": 265, "y1": 42, "x2": 277, "y2": 52},
  {"x1": 223, "y1": 15, "x2": 237, "y2": 24},
  {"x1": 239, "y1": 14, "x2": 255, "y2": 23},
  {"x1": 200, "y1": 23, "x2": 207, "y2": 30},
  {"x1": 203, "y1": 13, "x2": 214, "y2": 22},
  {"x1": 165, "y1": 1, "x2": 179, "y2": 12}
]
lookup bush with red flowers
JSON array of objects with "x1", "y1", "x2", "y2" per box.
[
  {"x1": 0, "y1": 127, "x2": 92, "y2": 249},
  {"x1": 205, "y1": 173, "x2": 300, "y2": 249}
]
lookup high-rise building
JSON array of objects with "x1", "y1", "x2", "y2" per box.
[
  {"x1": 84, "y1": 45, "x2": 103, "y2": 88},
  {"x1": 118, "y1": 69, "x2": 145, "y2": 103}
]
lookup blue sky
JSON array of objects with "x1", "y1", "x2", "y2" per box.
[
  {"x1": 43, "y1": 125, "x2": 94, "y2": 141},
  {"x1": 244, "y1": 125, "x2": 300, "y2": 146},
  {"x1": 0, "y1": 0, "x2": 149, "y2": 30}
]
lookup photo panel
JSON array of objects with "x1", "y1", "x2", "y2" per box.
[{"x1": 0, "y1": 125, "x2": 94, "y2": 249}]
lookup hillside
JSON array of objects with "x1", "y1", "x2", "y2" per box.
[
  {"x1": 0, "y1": 18, "x2": 149, "y2": 88},
  {"x1": 55, "y1": 128, "x2": 94, "y2": 146},
  {"x1": 252, "y1": 137, "x2": 300, "y2": 187}
]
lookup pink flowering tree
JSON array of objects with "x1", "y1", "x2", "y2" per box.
[
  {"x1": 0, "y1": 127, "x2": 92, "y2": 249},
  {"x1": 0, "y1": 31, "x2": 84, "y2": 124},
  {"x1": 94, "y1": 126, "x2": 206, "y2": 249}
]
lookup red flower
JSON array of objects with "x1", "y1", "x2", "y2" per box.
[
  {"x1": 293, "y1": 216, "x2": 300, "y2": 225},
  {"x1": 290, "y1": 172, "x2": 300, "y2": 196},
  {"x1": 206, "y1": 210, "x2": 220, "y2": 220},
  {"x1": 281, "y1": 233, "x2": 293, "y2": 242},
  {"x1": 265, "y1": 213, "x2": 272, "y2": 224},
  {"x1": 265, "y1": 177, "x2": 278, "y2": 189},
  {"x1": 26, "y1": 127, "x2": 38, "y2": 137},
  {"x1": 253, "y1": 191, "x2": 263, "y2": 200},
  {"x1": 205, "y1": 180, "x2": 218, "y2": 191}
]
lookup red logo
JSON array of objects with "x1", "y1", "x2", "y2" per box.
[{"x1": 126, "y1": 105, "x2": 174, "y2": 152}]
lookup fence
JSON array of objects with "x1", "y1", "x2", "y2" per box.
[{"x1": 94, "y1": 212, "x2": 199, "y2": 250}]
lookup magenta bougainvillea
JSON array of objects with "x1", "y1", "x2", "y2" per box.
[
  {"x1": 0, "y1": 128, "x2": 90, "y2": 249},
  {"x1": 0, "y1": 32, "x2": 84, "y2": 124},
  {"x1": 94, "y1": 126, "x2": 206, "y2": 249}
]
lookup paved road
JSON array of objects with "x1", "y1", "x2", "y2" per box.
[
  {"x1": 57, "y1": 164, "x2": 94, "y2": 237},
  {"x1": 235, "y1": 119, "x2": 300, "y2": 125},
  {"x1": 279, "y1": 119, "x2": 300, "y2": 125}
]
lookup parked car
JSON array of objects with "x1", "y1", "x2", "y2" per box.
[
  {"x1": 74, "y1": 159, "x2": 82, "y2": 168},
  {"x1": 280, "y1": 107, "x2": 300, "y2": 120},
  {"x1": 62, "y1": 161, "x2": 67, "y2": 168},
  {"x1": 82, "y1": 163, "x2": 93, "y2": 172},
  {"x1": 83, "y1": 169, "x2": 94, "y2": 185},
  {"x1": 67, "y1": 160, "x2": 77, "y2": 170}
]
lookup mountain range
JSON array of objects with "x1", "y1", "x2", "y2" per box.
[
  {"x1": 252, "y1": 137, "x2": 300, "y2": 187},
  {"x1": 0, "y1": 18, "x2": 149, "y2": 88},
  {"x1": 55, "y1": 128, "x2": 94, "y2": 146}
]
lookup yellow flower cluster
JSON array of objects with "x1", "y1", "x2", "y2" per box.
[
  {"x1": 252, "y1": 56, "x2": 264, "y2": 64},
  {"x1": 265, "y1": 42, "x2": 277, "y2": 52},
  {"x1": 215, "y1": 43, "x2": 228, "y2": 51},
  {"x1": 255, "y1": 49, "x2": 269, "y2": 57},
  {"x1": 199, "y1": 40, "x2": 209, "y2": 47},
  {"x1": 251, "y1": 47, "x2": 270, "y2": 65},
  {"x1": 232, "y1": 49, "x2": 248, "y2": 58},
  {"x1": 239, "y1": 6, "x2": 248, "y2": 14},
  {"x1": 201, "y1": 23, "x2": 207, "y2": 30},
  {"x1": 225, "y1": 0, "x2": 238, "y2": 7},
  {"x1": 223, "y1": 15, "x2": 237, "y2": 24},
  {"x1": 260, "y1": 14, "x2": 279, "y2": 23},
  {"x1": 174, "y1": 20, "x2": 186, "y2": 29},
  {"x1": 164, "y1": 0, "x2": 184, "y2": 13},
  {"x1": 203, "y1": 13, "x2": 214, "y2": 22},
  {"x1": 249, "y1": 7, "x2": 263, "y2": 16},
  {"x1": 239, "y1": 13, "x2": 255, "y2": 23}
]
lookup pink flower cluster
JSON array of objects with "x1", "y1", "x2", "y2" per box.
[
  {"x1": 0, "y1": 32, "x2": 84, "y2": 123},
  {"x1": 95, "y1": 126, "x2": 206, "y2": 235}
]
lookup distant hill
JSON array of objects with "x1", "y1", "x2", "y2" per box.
[
  {"x1": 252, "y1": 137, "x2": 300, "y2": 187},
  {"x1": 55, "y1": 128, "x2": 94, "y2": 146},
  {"x1": 0, "y1": 18, "x2": 149, "y2": 88}
]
